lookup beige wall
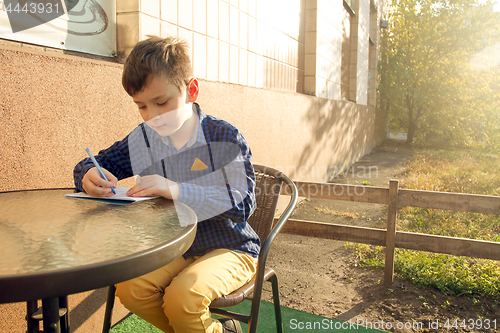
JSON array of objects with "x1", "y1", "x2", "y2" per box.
[
  {"x1": 355, "y1": 0, "x2": 370, "y2": 105},
  {"x1": 305, "y1": 0, "x2": 346, "y2": 100},
  {"x1": 198, "y1": 81, "x2": 376, "y2": 181},
  {"x1": 117, "y1": 0, "x2": 305, "y2": 93},
  {"x1": 115, "y1": 0, "x2": 382, "y2": 105},
  {"x1": 0, "y1": 44, "x2": 376, "y2": 192},
  {"x1": 0, "y1": 46, "x2": 137, "y2": 191}
]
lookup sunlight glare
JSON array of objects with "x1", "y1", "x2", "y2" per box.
[
  {"x1": 494, "y1": 0, "x2": 500, "y2": 11},
  {"x1": 470, "y1": 42, "x2": 500, "y2": 71}
]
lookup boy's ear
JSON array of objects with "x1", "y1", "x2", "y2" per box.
[{"x1": 187, "y1": 78, "x2": 199, "y2": 102}]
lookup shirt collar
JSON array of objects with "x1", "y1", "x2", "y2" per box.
[{"x1": 160, "y1": 103, "x2": 207, "y2": 149}]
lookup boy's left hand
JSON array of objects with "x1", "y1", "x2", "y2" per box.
[{"x1": 127, "y1": 175, "x2": 180, "y2": 200}]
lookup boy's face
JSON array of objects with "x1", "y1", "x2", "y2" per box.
[{"x1": 132, "y1": 74, "x2": 199, "y2": 137}]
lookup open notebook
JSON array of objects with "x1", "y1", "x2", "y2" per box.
[{"x1": 65, "y1": 186, "x2": 156, "y2": 205}]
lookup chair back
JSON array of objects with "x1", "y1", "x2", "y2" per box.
[
  {"x1": 247, "y1": 165, "x2": 283, "y2": 243},
  {"x1": 210, "y1": 164, "x2": 297, "y2": 333}
]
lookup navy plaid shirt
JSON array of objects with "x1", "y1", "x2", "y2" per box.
[{"x1": 74, "y1": 104, "x2": 260, "y2": 258}]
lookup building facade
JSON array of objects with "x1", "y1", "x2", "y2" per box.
[
  {"x1": 0, "y1": 1, "x2": 387, "y2": 328},
  {"x1": 117, "y1": 0, "x2": 381, "y2": 105},
  {"x1": 0, "y1": 0, "x2": 387, "y2": 193}
]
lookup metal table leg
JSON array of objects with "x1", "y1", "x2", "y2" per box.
[
  {"x1": 42, "y1": 297, "x2": 61, "y2": 333},
  {"x1": 26, "y1": 300, "x2": 39, "y2": 333},
  {"x1": 59, "y1": 296, "x2": 70, "y2": 333}
]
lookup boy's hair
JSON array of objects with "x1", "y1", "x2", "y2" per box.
[{"x1": 122, "y1": 36, "x2": 193, "y2": 96}]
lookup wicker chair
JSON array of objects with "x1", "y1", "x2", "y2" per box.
[
  {"x1": 209, "y1": 165, "x2": 297, "y2": 333},
  {"x1": 102, "y1": 164, "x2": 298, "y2": 333}
]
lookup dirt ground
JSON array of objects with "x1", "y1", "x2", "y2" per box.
[{"x1": 263, "y1": 141, "x2": 499, "y2": 332}]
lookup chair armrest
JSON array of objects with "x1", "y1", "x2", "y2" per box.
[{"x1": 250, "y1": 172, "x2": 297, "y2": 311}]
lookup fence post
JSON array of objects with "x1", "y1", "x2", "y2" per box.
[{"x1": 384, "y1": 180, "x2": 399, "y2": 285}]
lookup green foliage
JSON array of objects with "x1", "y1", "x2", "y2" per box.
[
  {"x1": 378, "y1": 0, "x2": 500, "y2": 147},
  {"x1": 347, "y1": 244, "x2": 500, "y2": 297},
  {"x1": 345, "y1": 243, "x2": 386, "y2": 269},
  {"x1": 347, "y1": 148, "x2": 500, "y2": 297},
  {"x1": 395, "y1": 250, "x2": 500, "y2": 297},
  {"x1": 111, "y1": 314, "x2": 163, "y2": 332}
]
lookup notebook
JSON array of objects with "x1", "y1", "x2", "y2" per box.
[{"x1": 65, "y1": 186, "x2": 156, "y2": 205}]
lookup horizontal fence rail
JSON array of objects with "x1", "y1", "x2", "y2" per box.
[
  {"x1": 278, "y1": 180, "x2": 500, "y2": 285},
  {"x1": 281, "y1": 220, "x2": 500, "y2": 261},
  {"x1": 283, "y1": 181, "x2": 389, "y2": 204},
  {"x1": 398, "y1": 189, "x2": 500, "y2": 215}
]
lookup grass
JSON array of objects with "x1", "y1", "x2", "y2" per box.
[
  {"x1": 347, "y1": 148, "x2": 500, "y2": 298},
  {"x1": 111, "y1": 313, "x2": 163, "y2": 333}
]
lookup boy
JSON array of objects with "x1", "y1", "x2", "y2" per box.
[{"x1": 73, "y1": 36, "x2": 259, "y2": 333}]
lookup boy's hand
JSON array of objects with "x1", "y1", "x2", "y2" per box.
[
  {"x1": 82, "y1": 167, "x2": 118, "y2": 197},
  {"x1": 127, "y1": 175, "x2": 180, "y2": 200}
]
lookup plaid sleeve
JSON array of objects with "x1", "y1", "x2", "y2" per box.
[{"x1": 73, "y1": 136, "x2": 134, "y2": 192}]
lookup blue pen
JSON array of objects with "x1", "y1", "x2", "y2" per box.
[{"x1": 85, "y1": 148, "x2": 116, "y2": 194}]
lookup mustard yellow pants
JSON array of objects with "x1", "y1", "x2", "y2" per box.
[{"x1": 115, "y1": 248, "x2": 258, "y2": 333}]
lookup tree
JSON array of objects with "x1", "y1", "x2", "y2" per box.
[{"x1": 378, "y1": 0, "x2": 500, "y2": 147}]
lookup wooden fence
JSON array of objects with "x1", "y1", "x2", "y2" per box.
[{"x1": 278, "y1": 180, "x2": 500, "y2": 285}]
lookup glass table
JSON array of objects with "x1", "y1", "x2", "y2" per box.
[{"x1": 0, "y1": 189, "x2": 197, "y2": 333}]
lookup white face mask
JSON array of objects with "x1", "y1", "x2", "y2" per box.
[{"x1": 146, "y1": 102, "x2": 193, "y2": 137}]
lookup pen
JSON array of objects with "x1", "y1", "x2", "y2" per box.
[{"x1": 85, "y1": 148, "x2": 116, "y2": 194}]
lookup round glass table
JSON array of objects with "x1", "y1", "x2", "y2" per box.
[{"x1": 0, "y1": 189, "x2": 197, "y2": 332}]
